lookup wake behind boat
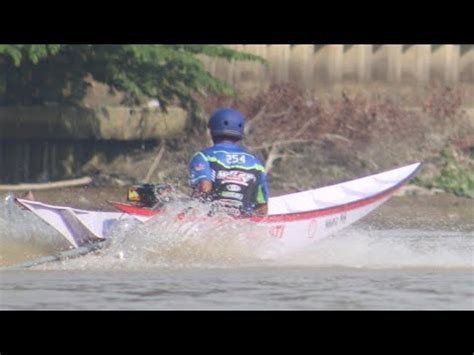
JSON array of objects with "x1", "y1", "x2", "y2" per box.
[{"x1": 11, "y1": 162, "x2": 422, "y2": 265}]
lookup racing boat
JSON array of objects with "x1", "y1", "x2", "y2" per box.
[{"x1": 14, "y1": 162, "x2": 422, "y2": 260}]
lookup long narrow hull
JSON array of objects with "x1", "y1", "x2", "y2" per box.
[{"x1": 15, "y1": 162, "x2": 422, "y2": 252}]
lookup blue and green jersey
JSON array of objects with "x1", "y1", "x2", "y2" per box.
[{"x1": 189, "y1": 143, "x2": 269, "y2": 215}]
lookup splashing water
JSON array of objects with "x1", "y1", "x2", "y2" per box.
[
  {"x1": 279, "y1": 227, "x2": 474, "y2": 269},
  {"x1": 0, "y1": 194, "x2": 71, "y2": 266},
  {"x1": 36, "y1": 201, "x2": 284, "y2": 270},
  {"x1": 1, "y1": 194, "x2": 473, "y2": 271}
]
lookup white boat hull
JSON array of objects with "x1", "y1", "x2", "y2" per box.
[{"x1": 16, "y1": 162, "x2": 422, "y2": 253}]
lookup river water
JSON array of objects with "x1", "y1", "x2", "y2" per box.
[{"x1": 0, "y1": 193, "x2": 473, "y2": 310}]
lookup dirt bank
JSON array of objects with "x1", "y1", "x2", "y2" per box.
[
  {"x1": 1, "y1": 84, "x2": 472, "y2": 227},
  {"x1": 62, "y1": 83, "x2": 473, "y2": 200}
]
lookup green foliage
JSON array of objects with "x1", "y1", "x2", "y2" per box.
[
  {"x1": 0, "y1": 45, "x2": 62, "y2": 66},
  {"x1": 415, "y1": 147, "x2": 474, "y2": 198},
  {"x1": 434, "y1": 148, "x2": 474, "y2": 198},
  {"x1": 0, "y1": 45, "x2": 264, "y2": 112}
]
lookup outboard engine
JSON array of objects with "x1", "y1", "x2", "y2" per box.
[{"x1": 127, "y1": 184, "x2": 175, "y2": 209}]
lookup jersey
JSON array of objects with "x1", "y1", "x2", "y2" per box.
[{"x1": 189, "y1": 143, "x2": 269, "y2": 216}]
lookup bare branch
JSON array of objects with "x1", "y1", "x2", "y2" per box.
[
  {"x1": 144, "y1": 140, "x2": 166, "y2": 183},
  {"x1": 0, "y1": 177, "x2": 92, "y2": 191},
  {"x1": 248, "y1": 139, "x2": 315, "y2": 151},
  {"x1": 264, "y1": 145, "x2": 285, "y2": 173},
  {"x1": 265, "y1": 109, "x2": 292, "y2": 119},
  {"x1": 244, "y1": 105, "x2": 267, "y2": 134},
  {"x1": 294, "y1": 115, "x2": 318, "y2": 138},
  {"x1": 319, "y1": 133, "x2": 352, "y2": 144}
]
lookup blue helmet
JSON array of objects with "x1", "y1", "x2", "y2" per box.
[{"x1": 208, "y1": 108, "x2": 245, "y2": 140}]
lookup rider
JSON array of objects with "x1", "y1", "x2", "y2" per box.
[{"x1": 189, "y1": 108, "x2": 269, "y2": 217}]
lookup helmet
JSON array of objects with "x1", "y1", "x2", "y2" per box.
[{"x1": 208, "y1": 108, "x2": 245, "y2": 140}]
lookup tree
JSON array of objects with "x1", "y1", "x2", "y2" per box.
[{"x1": 0, "y1": 45, "x2": 264, "y2": 112}]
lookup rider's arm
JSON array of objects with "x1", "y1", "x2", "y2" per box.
[
  {"x1": 191, "y1": 180, "x2": 213, "y2": 199},
  {"x1": 254, "y1": 170, "x2": 269, "y2": 216},
  {"x1": 189, "y1": 152, "x2": 213, "y2": 200},
  {"x1": 254, "y1": 203, "x2": 268, "y2": 216}
]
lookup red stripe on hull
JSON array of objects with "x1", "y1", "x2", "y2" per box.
[
  {"x1": 109, "y1": 202, "x2": 162, "y2": 217},
  {"x1": 109, "y1": 164, "x2": 420, "y2": 224},
  {"x1": 252, "y1": 163, "x2": 421, "y2": 223},
  {"x1": 110, "y1": 187, "x2": 392, "y2": 223},
  {"x1": 249, "y1": 188, "x2": 393, "y2": 223}
]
